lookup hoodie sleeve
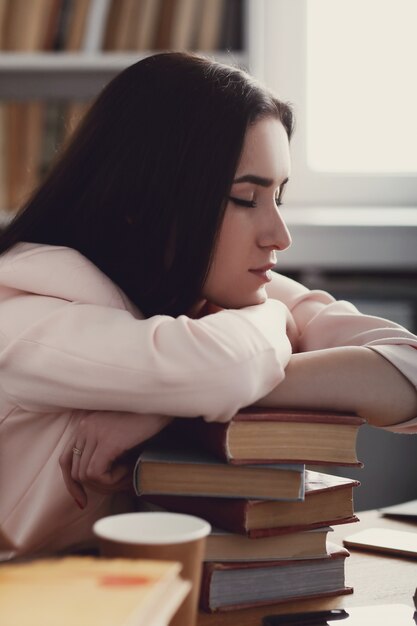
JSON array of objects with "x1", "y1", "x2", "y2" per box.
[
  {"x1": 0, "y1": 298, "x2": 292, "y2": 422},
  {"x1": 266, "y1": 272, "x2": 417, "y2": 428},
  {"x1": 266, "y1": 271, "x2": 417, "y2": 355}
]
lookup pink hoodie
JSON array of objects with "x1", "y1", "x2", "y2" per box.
[{"x1": 0, "y1": 243, "x2": 416, "y2": 559}]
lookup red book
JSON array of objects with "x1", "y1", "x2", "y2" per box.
[
  {"x1": 174, "y1": 408, "x2": 365, "y2": 466},
  {"x1": 144, "y1": 470, "x2": 360, "y2": 538}
]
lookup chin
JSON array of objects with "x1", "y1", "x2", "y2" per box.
[{"x1": 219, "y1": 290, "x2": 267, "y2": 309}]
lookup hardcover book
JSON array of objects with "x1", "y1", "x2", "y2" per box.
[
  {"x1": 144, "y1": 471, "x2": 360, "y2": 537},
  {"x1": 134, "y1": 444, "x2": 304, "y2": 501},
  {"x1": 199, "y1": 543, "x2": 352, "y2": 612},
  {"x1": 0, "y1": 556, "x2": 190, "y2": 626},
  {"x1": 173, "y1": 408, "x2": 365, "y2": 466},
  {"x1": 204, "y1": 526, "x2": 330, "y2": 562}
]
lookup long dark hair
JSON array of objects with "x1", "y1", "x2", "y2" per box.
[{"x1": 0, "y1": 52, "x2": 293, "y2": 317}]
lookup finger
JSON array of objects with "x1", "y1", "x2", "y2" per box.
[
  {"x1": 105, "y1": 462, "x2": 131, "y2": 486},
  {"x1": 76, "y1": 437, "x2": 98, "y2": 494},
  {"x1": 59, "y1": 441, "x2": 87, "y2": 508},
  {"x1": 89, "y1": 443, "x2": 120, "y2": 480},
  {"x1": 89, "y1": 465, "x2": 132, "y2": 494},
  {"x1": 71, "y1": 439, "x2": 86, "y2": 483},
  {"x1": 83, "y1": 444, "x2": 125, "y2": 489},
  {"x1": 72, "y1": 438, "x2": 92, "y2": 508}
]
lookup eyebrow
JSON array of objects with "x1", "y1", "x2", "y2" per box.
[{"x1": 233, "y1": 174, "x2": 289, "y2": 187}]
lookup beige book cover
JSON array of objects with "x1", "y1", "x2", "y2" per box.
[{"x1": 0, "y1": 556, "x2": 190, "y2": 626}]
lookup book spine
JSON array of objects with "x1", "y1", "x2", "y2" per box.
[{"x1": 154, "y1": 0, "x2": 177, "y2": 50}]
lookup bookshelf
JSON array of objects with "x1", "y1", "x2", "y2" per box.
[{"x1": 0, "y1": 0, "x2": 263, "y2": 219}]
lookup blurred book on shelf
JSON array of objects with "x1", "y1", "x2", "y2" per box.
[{"x1": 0, "y1": 98, "x2": 90, "y2": 213}]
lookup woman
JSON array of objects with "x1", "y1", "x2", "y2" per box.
[{"x1": 0, "y1": 53, "x2": 416, "y2": 560}]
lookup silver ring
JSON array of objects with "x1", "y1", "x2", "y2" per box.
[{"x1": 72, "y1": 446, "x2": 83, "y2": 457}]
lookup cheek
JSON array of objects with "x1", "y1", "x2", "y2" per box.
[
  {"x1": 217, "y1": 211, "x2": 242, "y2": 255},
  {"x1": 211, "y1": 211, "x2": 249, "y2": 280},
  {"x1": 202, "y1": 212, "x2": 262, "y2": 307},
  {"x1": 201, "y1": 217, "x2": 240, "y2": 302}
]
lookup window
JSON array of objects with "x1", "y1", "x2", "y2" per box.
[{"x1": 261, "y1": 0, "x2": 417, "y2": 207}]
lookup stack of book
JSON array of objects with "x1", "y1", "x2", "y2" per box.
[{"x1": 134, "y1": 408, "x2": 365, "y2": 616}]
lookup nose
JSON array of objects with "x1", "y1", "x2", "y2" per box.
[{"x1": 258, "y1": 204, "x2": 292, "y2": 252}]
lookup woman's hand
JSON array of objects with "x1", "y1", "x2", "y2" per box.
[{"x1": 59, "y1": 412, "x2": 172, "y2": 509}]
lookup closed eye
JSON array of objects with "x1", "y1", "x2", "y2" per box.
[{"x1": 228, "y1": 196, "x2": 257, "y2": 208}]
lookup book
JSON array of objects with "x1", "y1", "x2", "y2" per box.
[
  {"x1": 219, "y1": 0, "x2": 243, "y2": 50},
  {"x1": 144, "y1": 470, "x2": 360, "y2": 537},
  {"x1": 2, "y1": 0, "x2": 57, "y2": 213},
  {"x1": 380, "y1": 498, "x2": 417, "y2": 519},
  {"x1": 0, "y1": 0, "x2": 8, "y2": 49},
  {"x1": 4, "y1": 0, "x2": 56, "y2": 50},
  {"x1": 169, "y1": 0, "x2": 199, "y2": 50},
  {"x1": 174, "y1": 408, "x2": 365, "y2": 466},
  {"x1": 199, "y1": 543, "x2": 352, "y2": 612},
  {"x1": 194, "y1": 0, "x2": 224, "y2": 51},
  {"x1": 81, "y1": 0, "x2": 111, "y2": 52},
  {"x1": 154, "y1": 0, "x2": 178, "y2": 50},
  {"x1": 39, "y1": 101, "x2": 66, "y2": 178},
  {"x1": 205, "y1": 526, "x2": 330, "y2": 562},
  {"x1": 48, "y1": 0, "x2": 66, "y2": 50},
  {"x1": 134, "y1": 444, "x2": 305, "y2": 500},
  {"x1": 3, "y1": 100, "x2": 46, "y2": 212},
  {"x1": 44, "y1": 0, "x2": 64, "y2": 51},
  {"x1": 0, "y1": 103, "x2": 6, "y2": 212},
  {"x1": 343, "y1": 527, "x2": 417, "y2": 558},
  {"x1": 0, "y1": 556, "x2": 190, "y2": 626},
  {"x1": 103, "y1": 0, "x2": 136, "y2": 51},
  {"x1": 133, "y1": 0, "x2": 163, "y2": 50},
  {"x1": 64, "y1": 0, "x2": 92, "y2": 51}
]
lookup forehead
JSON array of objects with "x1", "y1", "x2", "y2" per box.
[{"x1": 235, "y1": 117, "x2": 290, "y2": 182}]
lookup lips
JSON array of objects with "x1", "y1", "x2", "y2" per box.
[
  {"x1": 250, "y1": 263, "x2": 276, "y2": 273},
  {"x1": 248, "y1": 263, "x2": 275, "y2": 283}
]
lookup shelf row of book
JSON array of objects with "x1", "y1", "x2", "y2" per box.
[
  {"x1": 0, "y1": 0, "x2": 243, "y2": 54},
  {"x1": 0, "y1": 99, "x2": 88, "y2": 214},
  {"x1": 132, "y1": 408, "x2": 365, "y2": 618}
]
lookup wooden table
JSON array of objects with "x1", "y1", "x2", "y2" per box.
[{"x1": 197, "y1": 509, "x2": 417, "y2": 625}]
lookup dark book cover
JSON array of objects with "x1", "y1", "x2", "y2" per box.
[
  {"x1": 199, "y1": 545, "x2": 352, "y2": 612},
  {"x1": 172, "y1": 408, "x2": 365, "y2": 466}
]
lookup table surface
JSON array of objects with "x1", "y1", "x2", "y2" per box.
[
  {"x1": 331, "y1": 509, "x2": 417, "y2": 608},
  {"x1": 197, "y1": 508, "x2": 417, "y2": 625}
]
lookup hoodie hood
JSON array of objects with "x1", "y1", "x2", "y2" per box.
[{"x1": 0, "y1": 243, "x2": 136, "y2": 313}]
